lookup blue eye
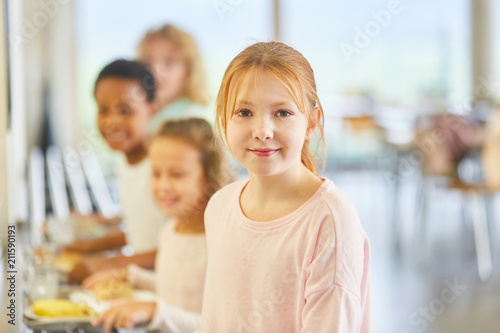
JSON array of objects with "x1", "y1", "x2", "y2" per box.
[
  {"x1": 276, "y1": 110, "x2": 292, "y2": 117},
  {"x1": 237, "y1": 109, "x2": 252, "y2": 117}
]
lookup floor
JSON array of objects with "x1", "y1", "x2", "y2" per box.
[{"x1": 326, "y1": 168, "x2": 500, "y2": 333}]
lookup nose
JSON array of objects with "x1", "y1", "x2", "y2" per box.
[
  {"x1": 151, "y1": 62, "x2": 168, "y2": 81},
  {"x1": 252, "y1": 116, "x2": 274, "y2": 141},
  {"x1": 99, "y1": 113, "x2": 121, "y2": 132},
  {"x1": 158, "y1": 175, "x2": 173, "y2": 192}
]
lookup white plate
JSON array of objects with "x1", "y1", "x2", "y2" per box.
[
  {"x1": 24, "y1": 289, "x2": 158, "y2": 323},
  {"x1": 69, "y1": 291, "x2": 110, "y2": 314},
  {"x1": 68, "y1": 289, "x2": 156, "y2": 312}
]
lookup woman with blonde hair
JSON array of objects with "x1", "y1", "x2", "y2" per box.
[{"x1": 137, "y1": 24, "x2": 209, "y2": 132}]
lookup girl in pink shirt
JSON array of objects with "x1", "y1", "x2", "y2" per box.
[{"x1": 199, "y1": 41, "x2": 375, "y2": 332}]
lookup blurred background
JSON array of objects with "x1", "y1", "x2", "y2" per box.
[{"x1": 1, "y1": 0, "x2": 500, "y2": 332}]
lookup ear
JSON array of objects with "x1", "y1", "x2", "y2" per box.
[{"x1": 305, "y1": 106, "x2": 321, "y2": 141}]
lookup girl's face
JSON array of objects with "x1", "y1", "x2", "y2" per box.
[
  {"x1": 226, "y1": 70, "x2": 315, "y2": 177},
  {"x1": 150, "y1": 137, "x2": 207, "y2": 218},
  {"x1": 139, "y1": 37, "x2": 188, "y2": 109},
  {"x1": 95, "y1": 78, "x2": 154, "y2": 154}
]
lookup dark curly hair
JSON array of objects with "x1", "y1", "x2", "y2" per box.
[{"x1": 94, "y1": 59, "x2": 156, "y2": 102}]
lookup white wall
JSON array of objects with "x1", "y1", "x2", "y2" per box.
[
  {"x1": 1, "y1": 3, "x2": 12, "y2": 333},
  {"x1": 23, "y1": 0, "x2": 78, "y2": 150},
  {"x1": 0, "y1": 0, "x2": 9, "y2": 237}
]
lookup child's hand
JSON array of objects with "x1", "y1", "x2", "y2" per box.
[
  {"x1": 92, "y1": 214, "x2": 122, "y2": 226},
  {"x1": 82, "y1": 268, "x2": 127, "y2": 289},
  {"x1": 67, "y1": 260, "x2": 94, "y2": 285},
  {"x1": 40, "y1": 221, "x2": 48, "y2": 237},
  {"x1": 67, "y1": 257, "x2": 109, "y2": 285},
  {"x1": 62, "y1": 232, "x2": 125, "y2": 254},
  {"x1": 91, "y1": 301, "x2": 156, "y2": 333},
  {"x1": 72, "y1": 212, "x2": 122, "y2": 226},
  {"x1": 61, "y1": 239, "x2": 96, "y2": 253}
]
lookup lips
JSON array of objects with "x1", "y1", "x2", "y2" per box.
[
  {"x1": 158, "y1": 196, "x2": 179, "y2": 208},
  {"x1": 249, "y1": 148, "x2": 279, "y2": 157},
  {"x1": 103, "y1": 132, "x2": 127, "y2": 143}
]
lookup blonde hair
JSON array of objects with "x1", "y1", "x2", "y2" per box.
[
  {"x1": 138, "y1": 24, "x2": 207, "y2": 105},
  {"x1": 155, "y1": 118, "x2": 233, "y2": 200},
  {"x1": 215, "y1": 41, "x2": 325, "y2": 174}
]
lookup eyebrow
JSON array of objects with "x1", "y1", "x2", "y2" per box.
[
  {"x1": 235, "y1": 100, "x2": 291, "y2": 108},
  {"x1": 235, "y1": 100, "x2": 254, "y2": 107},
  {"x1": 271, "y1": 102, "x2": 291, "y2": 108}
]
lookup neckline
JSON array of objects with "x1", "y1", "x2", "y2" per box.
[
  {"x1": 119, "y1": 154, "x2": 149, "y2": 169},
  {"x1": 236, "y1": 178, "x2": 330, "y2": 230}
]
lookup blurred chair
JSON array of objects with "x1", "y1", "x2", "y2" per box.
[
  {"x1": 482, "y1": 110, "x2": 500, "y2": 191},
  {"x1": 448, "y1": 170, "x2": 493, "y2": 282},
  {"x1": 80, "y1": 151, "x2": 120, "y2": 219},
  {"x1": 375, "y1": 108, "x2": 417, "y2": 255},
  {"x1": 336, "y1": 114, "x2": 384, "y2": 168},
  {"x1": 28, "y1": 146, "x2": 120, "y2": 245},
  {"x1": 327, "y1": 93, "x2": 383, "y2": 169},
  {"x1": 46, "y1": 146, "x2": 71, "y2": 220},
  {"x1": 63, "y1": 150, "x2": 93, "y2": 216},
  {"x1": 343, "y1": 115, "x2": 377, "y2": 131},
  {"x1": 415, "y1": 112, "x2": 497, "y2": 282}
]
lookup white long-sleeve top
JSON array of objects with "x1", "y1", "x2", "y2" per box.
[
  {"x1": 127, "y1": 221, "x2": 207, "y2": 332},
  {"x1": 116, "y1": 155, "x2": 165, "y2": 253}
]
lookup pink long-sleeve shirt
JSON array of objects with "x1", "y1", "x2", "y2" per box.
[{"x1": 199, "y1": 178, "x2": 375, "y2": 333}]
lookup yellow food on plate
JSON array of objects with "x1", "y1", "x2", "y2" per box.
[
  {"x1": 32, "y1": 299, "x2": 97, "y2": 318},
  {"x1": 92, "y1": 279, "x2": 133, "y2": 301},
  {"x1": 55, "y1": 252, "x2": 83, "y2": 272}
]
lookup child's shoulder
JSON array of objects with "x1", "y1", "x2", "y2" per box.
[
  {"x1": 314, "y1": 178, "x2": 363, "y2": 233},
  {"x1": 319, "y1": 178, "x2": 357, "y2": 212},
  {"x1": 206, "y1": 178, "x2": 247, "y2": 207}
]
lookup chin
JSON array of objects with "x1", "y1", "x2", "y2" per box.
[
  {"x1": 107, "y1": 143, "x2": 127, "y2": 152},
  {"x1": 250, "y1": 164, "x2": 297, "y2": 178},
  {"x1": 160, "y1": 207, "x2": 178, "y2": 218}
]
